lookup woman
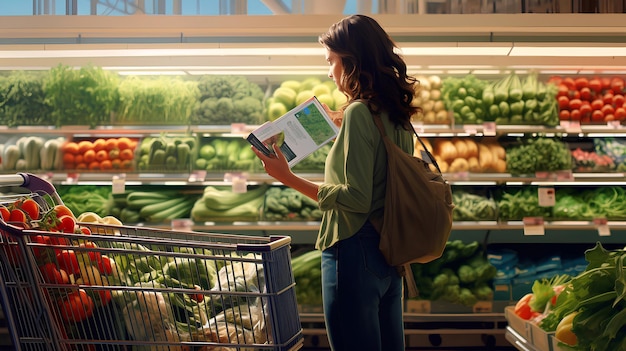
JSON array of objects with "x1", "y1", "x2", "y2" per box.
[{"x1": 252, "y1": 14, "x2": 418, "y2": 351}]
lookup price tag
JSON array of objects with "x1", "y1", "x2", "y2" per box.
[
  {"x1": 473, "y1": 301, "x2": 493, "y2": 313},
  {"x1": 538, "y1": 187, "x2": 555, "y2": 207},
  {"x1": 413, "y1": 122, "x2": 424, "y2": 134},
  {"x1": 523, "y1": 217, "x2": 545, "y2": 236},
  {"x1": 608, "y1": 120, "x2": 622, "y2": 129},
  {"x1": 231, "y1": 123, "x2": 247, "y2": 134},
  {"x1": 188, "y1": 170, "x2": 206, "y2": 182},
  {"x1": 111, "y1": 174, "x2": 126, "y2": 194},
  {"x1": 556, "y1": 170, "x2": 574, "y2": 181},
  {"x1": 230, "y1": 174, "x2": 248, "y2": 193},
  {"x1": 560, "y1": 120, "x2": 582, "y2": 133},
  {"x1": 463, "y1": 124, "x2": 479, "y2": 135},
  {"x1": 171, "y1": 218, "x2": 193, "y2": 232},
  {"x1": 593, "y1": 218, "x2": 611, "y2": 236},
  {"x1": 482, "y1": 122, "x2": 497, "y2": 136},
  {"x1": 66, "y1": 173, "x2": 79, "y2": 184}
]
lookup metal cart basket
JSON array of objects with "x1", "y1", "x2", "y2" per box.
[{"x1": 0, "y1": 173, "x2": 303, "y2": 351}]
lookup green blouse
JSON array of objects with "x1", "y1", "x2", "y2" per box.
[{"x1": 316, "y1": 101, "x2": 414, "y2": 251}]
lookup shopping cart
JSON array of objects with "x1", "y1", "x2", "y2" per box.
[{"x1": 0, "y1": 173, "x2": 304, "y2": 351}]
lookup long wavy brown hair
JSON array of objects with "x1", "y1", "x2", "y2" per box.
[{"x1": 319, "y1": 14, "x2": 419, "y2": 130}]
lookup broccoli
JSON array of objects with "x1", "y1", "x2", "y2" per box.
[
  {"x1": 457, "y1": 265, "x2": 477, "y2": 284},
  {"x1": 192, "y1": 75, "x2": 266, "y2": 124},
  {"x1": 472, "y1": 283, "x2": 494, "y2": 301},
  {"x1": 458, "y1": 288, "x2": 478, "y2": 306}
]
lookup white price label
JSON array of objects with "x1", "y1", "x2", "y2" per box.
[
  {"x1": 593, "y1": 218, "x2": 611, "y2": 236},
  {"x1": 231, "y1": 174, "x2": 248, "y2": 193},
  {"x1": 538, "y1": 187, "x2": 555, "y2": 207},
  {"x1": 111, "y1": 174, "x2": 126, "y2": 194},
  {"x1": 66, "y1": 173, "x2": 79, "y2": 184},
  {"x1": 482, "y1": 122, "x2": 496, "y2": 136},
  {"x1": 188, "y1": 170, "x2": 206, "y2": 182},
  {"x1": 523, "y1": 217, "x2": 545, "y2": 236}
]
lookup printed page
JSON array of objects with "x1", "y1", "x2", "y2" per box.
[{"x1": 247, "y1": 96, "x2": 339, "y2": 168}]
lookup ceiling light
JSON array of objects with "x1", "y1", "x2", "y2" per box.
[{"x1": 510, "y1": 46, "x2": 626, "y2": 57}]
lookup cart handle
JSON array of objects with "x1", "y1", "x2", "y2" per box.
[{"x1": 0, "y1": 173, "x2": 63, "y2": 236}]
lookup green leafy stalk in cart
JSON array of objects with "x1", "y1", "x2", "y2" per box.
[{"x1": 540, "y1": 243, "x2": 626, "y2": 350}]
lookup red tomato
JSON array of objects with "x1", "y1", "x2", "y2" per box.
[
  {"x1": 570, "y1": 109, "x2": 581, "y2": 121},
  {"x1": 569, "y1": 90, "x2": 581, "y2": 100},
  {"x1": 601, "y1": 77, "x2": 612, "y2": 90},
  {"x1": 98, "y1": 290, "x2": 112, "y2": 306},
  {"x1": 592, "y1": 110, "x2": 605, "y2": 121},
  {"x1": 79, "y1": 226, "x2": 91, "y2": 235},
  {"x1": 0, "y1": 205, "x2": 10, "y2": 221},
  {"x1": 613, "y1": 94, "x2": 625, "y2": 107},
  {"x1": 548, "y1": 76, "x2": 563, "y2": 85},
  {"x1": 59, "y1": 289, "x2": 94, "y2": 322},
  {"x1": 515, "y1": 293, "x2": 538, "y2": 320},
  {"x1": 39, "y1": 263, "x2": 69, "y2": 284},
  {"x1": 591, "y1": 99, "x2": 605, "y2": 110},
  {"x1": 562, "y1": 77, "x2": 576, "y2": 90},
  {"x1": 611, "y1": 77, "x2": 625, "y2": 93},
  {"x1": 56, "y1": 215, "x2": 76, "y2": 233},
  {"x1": 56, "y1": 250, "x2": 80, "y2": 275},
  {"x1": 96, "y1": 255, "x2": 113, "y2": 276},
  {"x1": 189, "y1": 285, "x2": 204, "y2": 303},
  {"x1": 54, "y1": 205, "x2": 75, "y2": 219},
  {"x1": 79, "y1": 241, "x2": 101, "y2": 263},
  {"x1": 605, "y1": 114, "x2": 615, "y2": 122},
  {"x1": 579, "y1": 87, "x2": 592, "y2": 101},
  {"x1": 9, "y1": 209, "x2": 27, "y2": 223},
  {"x1": 579, "y1": 103, "x2": 592, "y2": 119},
  {"x1": 603, "y1": 93, "x2": 615, "y2": 105},
  {"x1": 602, "y1": 104, "x2": 615, "y2": 116},
  {"x1": 615, "y1": 107, "x2": 626, "y2": 120},
  {"x1": 568, "y1": 98, "x2": 583, "y2": 110},
  {"x1": 557, "y1": 85, "x2": 570, "y2": 98},
  {"x1": 32, "y1": 234, "x2": 54, "y2": 259},
  {"x1": 559, "y1": 109, "x2": 571, "y2": 120},
  {"x1": 589, "y1": 78, "x2": 603, "y2": 93},
  {"x1": 574, "y1": 77, "x2": 589, "y2": 90},
  {"x1": 557, "y1": 95, "x2": 570, "y2": 109},
  {"x1": 20, "y1": 199, "x2": 40, "y2": 220}
]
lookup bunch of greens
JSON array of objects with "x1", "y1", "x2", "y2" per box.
[
  {"x1": 553, "y1": 187, "x2": 626, "y2": 220},
  {"x1": 115, "y1": 76, "x2": 199, "y2": 125},
  {"x1": 505, "y1": 136, "x2": 573, "y2": 174},
  {"x1": 58, "y1": 184, "x2": 112, "y2": 217},
  {"x1": 192, "y1": 75, "x2": 266, "y2": 125},
  {"x1": 452, "y1": 190, "x2": 497, "y2": 221},
  {"x1": 540, "y1": 242, "x2": 626, "y2": 350},
  {"x1": 43, "y1": 64, "x2": 119, "y2": 128},
  {"x1": 410, "y1": 240, "x2": 497, "y2": 306},
  {"x1": 497, "y1": 187, "x2": 553, "y2": 220},
  {"x1": 0, "y1": 71, "x2": 51, "y2": 127}
]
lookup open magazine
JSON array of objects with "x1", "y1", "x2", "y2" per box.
[{"x1": 246, "y1": 96, "x2": 339, "y2": 168}]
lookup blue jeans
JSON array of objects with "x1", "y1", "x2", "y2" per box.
[{"x1": 321, "y1": 221, "x2": 404, "y2": 351}]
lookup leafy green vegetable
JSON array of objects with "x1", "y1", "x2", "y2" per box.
[
  {"x1": 44, "y1": 64, "x2": 119, "y2": 128},
  {"x1": 116, "y1": 76, "x2": 199, "y2": 124},
  {"x1": 540, "y1": 243, "x2": 626, "y2": 350},
  {"x1": 0, "y1": 71, "x2": 51, "y2": 127}
]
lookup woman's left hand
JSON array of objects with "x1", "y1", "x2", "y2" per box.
[{"x1": 251, "y1": 143, "x2": 293, "y2": 182}]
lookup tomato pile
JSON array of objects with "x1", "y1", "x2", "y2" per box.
[
  {"x1": 0, "y1": 197, "x2": 116, "y2": 325},
  {"x1": 551, "y1": 76, "x2": 626, "y2": 123}
]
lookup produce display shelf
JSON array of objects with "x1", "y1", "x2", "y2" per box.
[
  {"x1": 5, "y1": 123, "x2": 626, "y2": 137},
  {"x1": 15, "y1": 170, "x2": 626, "y2": 186}
]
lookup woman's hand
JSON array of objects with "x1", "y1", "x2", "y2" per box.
[
  {"x1": 321, "y1": 103, "x2": 343, "y2": 127},
  {"x1": 251, "y1": 143, "x2": 293, "y2": 182}
]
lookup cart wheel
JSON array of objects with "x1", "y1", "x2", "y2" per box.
[{"x1": 428, "y1": 333, "x2": 442, "y2": 346}]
